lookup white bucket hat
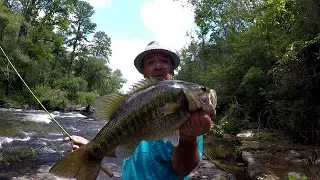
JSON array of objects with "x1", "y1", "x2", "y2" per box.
[{"x1": 134, "y1": 41, "x2": 180, "y2": 74}]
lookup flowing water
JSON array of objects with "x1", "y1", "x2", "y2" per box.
[
  {"x1": 0, "y1": 108, "x2": 122, "y2": 179},
  {"x1": 0, "y1": 108, "x2": 240, "y2": 180}
]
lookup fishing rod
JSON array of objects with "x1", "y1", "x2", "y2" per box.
[
  {"x1": 0, "y1": 45, "x2": 72, "y2": 140},
  {"x1": 0, "y1": 45, "x2": 114, "y2": 177}
]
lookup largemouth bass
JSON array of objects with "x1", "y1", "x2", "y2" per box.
[{"x1": 50, "y1": 78, "x2": 217, "y2": 180}]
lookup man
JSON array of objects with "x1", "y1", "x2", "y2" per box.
[{"x1": 67, "y1": 41, "x2": 215, "y2": 179}]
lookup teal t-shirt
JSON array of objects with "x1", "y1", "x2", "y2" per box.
[{"x1": 121, "y1": 136, "x2": 203, "y2": 180}]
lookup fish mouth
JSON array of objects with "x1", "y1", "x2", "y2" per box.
[
  {"x1": 207, "y1": 89, "x2": 217, "y2": 114},
  {"x1": 198, "y1": 89, "x2": 217, "y2": 114},
  {"x1": 153, "y1": 74, "x2": 166, "y2": 80}
]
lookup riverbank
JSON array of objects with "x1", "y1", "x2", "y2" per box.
[
  {"x1": 200, "y1": 129, "x2": 320, "y2": 180},
  {"x1": 238, "y1": 129, "x2": 320, "y2": 179},
  {"x1": 3, "y1": 129, "x2": 319, "y2": 180}
]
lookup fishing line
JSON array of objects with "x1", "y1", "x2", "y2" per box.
[
  {"x1": 0, "y1": 45, "x2": 73, "y2": 140},
  {"x1": 0, "y1": 57, "x2": 68, "y2": 159},
  {"x1": 203, "y1": 151, "x2": 228, "y2": 172},
  {"x1": 0, "y1": 43, "x2": 115, "y2": 178},
  {"x1": 0, "y1": 46, "x2": 115, "y2": 177},
  {"x1": 0, "y1": 49, "x2": 70, "y2": 163}
]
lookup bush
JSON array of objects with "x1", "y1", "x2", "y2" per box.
[
  {"x1": 237, "y1": 67, "x2": 267, "y2": 121},
  {"x1": 54, "y1": 76, "x2": 88, "y2": 98},
  {"x1": 76, "y1": 91, "x2": 99, "y2": 107},
  {"x1": 32, "y1": 84, "x2": 69, "y2": 110},
  {"x1": 219, "y1": 99, "x2": 250, "y2": 133},
  {"x1": 0, "y1": 148, "x2": 36, "y2": 165},
  {"x1": 3, "y1": 94, "x2": 23, "y2": 107}
]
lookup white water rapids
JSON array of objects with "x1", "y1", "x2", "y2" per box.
[{"x1": 0, "y1": 108, "x2": 121, "y2": 180}]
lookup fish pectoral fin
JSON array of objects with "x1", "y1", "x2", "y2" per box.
[
  {"x1": 115, "y1": 143, "x2": 138, "y2": 160},
  {"x1": 159, "y1": 103, "x2": 182, "y2": 116},
  {"x1": 163, "y1": 130, "x2": 180, "y2": 147}
]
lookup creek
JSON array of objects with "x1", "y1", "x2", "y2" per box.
[
  {"x1": 0, "y1": 107, "x2": 121, "y2": 179},
  {"x1": 0, "y1": 107, "x2": 242, "y2": 180}
]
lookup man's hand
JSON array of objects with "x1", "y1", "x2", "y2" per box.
[
  {"x1": 179, "y1": 109, "x2": 215, "y2": 138},
  {"x1": 65, "y1": 135, "x2": 116, "y2": 157},
  {"x1": 65, "y1": 136, "x2": 89, "y2": 150},
  {"x1": 172, "y1": 109, "x2": 216, "y2": 177}
]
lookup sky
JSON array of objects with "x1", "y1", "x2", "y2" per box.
[{"x1": 84, "y1": 0, "x2": 196, "y2": 92}]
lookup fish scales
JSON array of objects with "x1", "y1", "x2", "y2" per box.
[
  {"x1": 86, "y1": 84, "x2": 186, "y2": 159},
  {"x1": 126, "y1": 85, "x2": 185, "y2": 138}
]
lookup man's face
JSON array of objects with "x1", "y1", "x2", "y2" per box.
[{"x1": 143, "y1": 52, "x2": 174, "y2": 81}]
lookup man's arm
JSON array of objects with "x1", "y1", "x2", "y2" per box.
[{"x1": 171, "y1": 110, "x2": 214, "y2": 177}]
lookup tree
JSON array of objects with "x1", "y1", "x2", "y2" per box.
[
  {"x1": 187, "y1": 0, "x2": 260, "y2": 42},
  {"x1": 90, "y1": 31, "x2": 112, "y2": 62},
  {"x1": 177, "y1": 0, "x2": 320, "y2": 139},
  {"x1": 105, "y1": 69, "x2": 126, "y2": 94},
  {"x1": 0, "y1": 3, "x2": 22, "y2": 41},
  {"x1": 67, "y1": 0, "x2": 96, "y2": 75},
  {"x1": 0, "y1": 0, "x2": 126, "y2": 110}
]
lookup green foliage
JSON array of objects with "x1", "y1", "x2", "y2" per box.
[
  {"x1": 54, "y1": 76, "x2": 88, "y2": 100},
  {"x1": 0, "y1": 0, "x2": 125, "y2": 111},
  {"x1": 76, "y1": 91, "x2": 99, "y2": 107},
  {"x1": 0, "y1": 147, "x2": 36, "y2": 165},
  {"x1": 178, "y1": 0, "x2": 320, "y2": 141},
  {"x1": 90, "y1": 31, "x2": 112, "y2": 62},
  {"x1": 288, "y1": 174, "x2": 308, "y2": 180},
  {"x1": 74, "y1": 56, "x2": 108, "y2": 90},
  {"x1": 3, "y1": 95, "x2": 23, "y2": 107},
  {"x1": 102, "y1": 69, "x2": 127, "y2": 95},
  {"x1": 220, "y1": 100, "x2": 250, "y2": 132},
  {"x1": 237, "y1": 67, "x2": 267, "y2": 120},
  {"x1": 242, "y1": 68, "x2": 265, "y2": 85},
  {"x1": 67, "y1": 0, "x2": 96, "y2": 74},
  {"x1": 0, "y1": 3, "x2": 22, "y2": 40},
  {"x1": 31, "y1": 84, "x2": 69, "y2": 109}
]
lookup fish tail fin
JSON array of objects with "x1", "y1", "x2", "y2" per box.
[{"x1": 50, "y1": 147, "x2": 101, "y2": 180}]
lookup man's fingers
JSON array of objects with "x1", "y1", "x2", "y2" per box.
[
  {"x1": 65, "y1": 136, "x2": 78, "y2": 141},
  {"x1": 66, "y1": 136, "x2": 89, "y2": 146},
  {"x1": 72, "y1": 144, "x2": 80, "y2": 150},
  {"x1": 64, "y1": 135, "x2": 89, "y2": 151}
]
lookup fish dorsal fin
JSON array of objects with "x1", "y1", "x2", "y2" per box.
[
  {"x1": 93, "y1": 93, "x2": 126, "y2": 121},
  {"x1": 127, "y1": 77, "x2": 158, "y2": 95}
]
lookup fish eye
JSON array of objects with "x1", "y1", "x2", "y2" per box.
[{"x1": 200, "y1": 87, "x2": 206, "y2": 92}]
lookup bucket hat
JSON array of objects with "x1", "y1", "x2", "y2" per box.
[{"x1": 134, "y1": 41, "x2": 180, "y2": 74}]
